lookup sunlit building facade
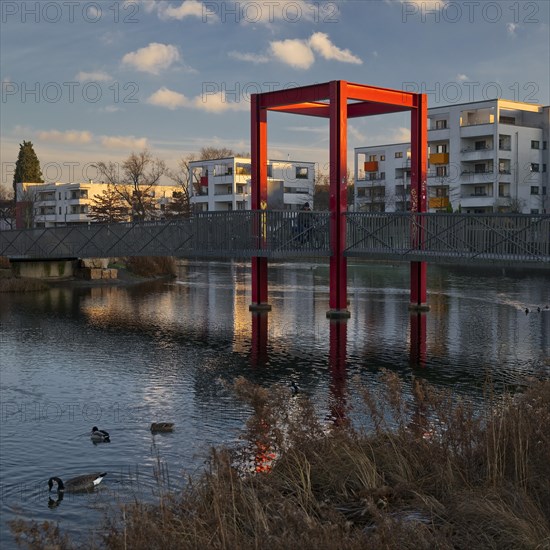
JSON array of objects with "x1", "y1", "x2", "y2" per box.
[
  {"x1": 189, "y1": 157, "x2": 315, "y2": 212},
  {"x1": 355, "y1": 99, "x2": 549, "y2": 214}
]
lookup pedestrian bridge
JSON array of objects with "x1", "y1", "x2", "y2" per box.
[{"x1": 1, "y1": 212, "x2": 549, "y2": 268}]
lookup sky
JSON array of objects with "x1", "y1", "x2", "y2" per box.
[{"x1": 1, "y1": 0, "x2": 549, "y2": 187}]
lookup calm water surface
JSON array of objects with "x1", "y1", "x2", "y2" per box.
[{"x1": 1, "y1": 260, "x2": 549, "y2": 545}]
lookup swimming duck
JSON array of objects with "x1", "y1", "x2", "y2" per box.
[
  {"x1": 90, "y1": 427, "x2": 110, "y2": 442},
  {"x1": 48, "y1": 472, "x2": 107, "y2": 493},
  {"x1": 290, "y1": 381, "x2": 300, "y2": 395},
  {"x1": 150, "y1": 422, "x2": 174, "y2": 433}
]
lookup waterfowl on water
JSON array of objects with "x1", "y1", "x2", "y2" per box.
[
  {"x1": 48, "y1": 472, "x2": 107, "y2": 493},
  {"x1": 90, "y1": 427, "x2": 110, "y2": 442},
  {"x1": 150, "y1": 422, "x2": 174, "y2": 433},
  {"x1": 290, "y1": 381, "x2": 300, "y2": 395}
]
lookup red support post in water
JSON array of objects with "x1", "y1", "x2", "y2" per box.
[
  {"x1": 409, "y1": 93, "x2": 429, "y2": 311},
  {"x1": 250, "y1": 94, "x2": 271, "y2": 312},
  {"x1": 329, "y1": 320, "x2": 348, "y2": 425},
  {"x1": 327, "y1": 81, "x2": 350, "y2": 318}
]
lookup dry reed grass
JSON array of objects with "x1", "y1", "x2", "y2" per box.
[
  {"x1": 9, "y1": 373, "x2": 550, "y2": 550},
  {"x1": 124, "y1": 256, "x2": 177, "y2": 278},
  {"x1": 0, "y1": 277, "x2": 49, "y2": 293}
]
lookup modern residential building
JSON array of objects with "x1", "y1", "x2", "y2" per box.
[
  {"x1": 355, "y1": 99, "x2": 549, "y2": 214},
  {"x1": 15, "y1": 181, "x2": 182, "y2": 228},
  {"x1": 189, "y1": 157, "x2": 315, "y2": 212}
]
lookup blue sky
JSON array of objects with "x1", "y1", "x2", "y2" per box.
[{"x1": 1, "y1": 0, "x2": 549, "y2": 187}]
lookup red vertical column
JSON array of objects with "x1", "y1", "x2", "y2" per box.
[
  {"x1": 409, "y1": 93, "x2": 429, "y2": 311},
  {"x1": 409, "y1": 312, "x2": 427, "y2": 367},
  {"x1": 250, "y1": 94, "x2": 271, "y2": 312},
  {"x1": 327, "y1": 81, "x2": 350, "y2": 319}
]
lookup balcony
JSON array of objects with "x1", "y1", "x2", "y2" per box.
[
  {"x1": 429, "y1": 153, "x2": 449, "y2": 165},
  {"x1": 460, "y1": 148, "x2": 494, "y2": 162},
  {"x1": 429, "y1": 197, "x2": 450, "y2": 209},
  {"x1": 460, "y1": 123, "x2": 494, "y2": 138},
  {"x1": 364, "y1": 161, "x2": 378, "y2": 172}
]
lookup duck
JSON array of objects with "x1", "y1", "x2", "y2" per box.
[
  {"x1": 90, "y1": 427, "x2": 110, "y2": 442},
  {"x1": 150, "y1": 422, "x2": 174, "y2": 433},
  {"x1": 48, "y1": 472, "x2": 107, "y2": 493},
  {"x1": 289, "y1": 381, "x2": 300, "y2": 395}
]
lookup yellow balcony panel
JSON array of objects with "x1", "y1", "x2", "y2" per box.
[
  {"x1": 429, "y1": 197, "x2": 450, "y2": 209},
  {"x1": 364, "y1": 161, "x2": 378, "y2": 172},
  {"x1": 429, "y1": 153, "x2": 449, "y2": 165}
]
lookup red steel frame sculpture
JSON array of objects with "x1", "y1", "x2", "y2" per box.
[{"x1": 250, "y1": 80, "x2": 428, "y2": 317}]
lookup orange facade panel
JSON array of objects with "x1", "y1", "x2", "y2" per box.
[
  {"x1": 364, "y1": 161, "x2": 378, "y2": 172},
  {"x1": 429, "y1": 153, "x2": 449, "y2": 165}
]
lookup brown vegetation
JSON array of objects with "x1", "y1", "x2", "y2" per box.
[
  {"x1": 0, "y1": 277, "x2": 49, "y2": 293},
  {"x1": 9, "y1": 373, "x2": 550, "y2": 549},
  {"x1": 124, "y1": 256, "x2": 177, "y2": 278}
]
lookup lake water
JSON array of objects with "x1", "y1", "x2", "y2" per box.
[{"x1": 1, "y1": 260, "x2": 549, "y2": 546}]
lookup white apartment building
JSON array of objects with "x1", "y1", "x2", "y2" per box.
[
  {"x1": 189, "y1": 157, "x2": 315, "y2": 212},
  {"x1": 355, "y1": 99, "x2": 549, "y2": 214},
  {"x1": 16, "y1": 181, "x2": 181, "y2": 228}
]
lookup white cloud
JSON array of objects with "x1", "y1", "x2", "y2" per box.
[
  {"x1": 147, "y1": 87, "x2": 190, "y2": 110},
  {"x1": 193, "y1": 92, "x2": 249, "y2": 113},
  {"x1": 269, "y1": 33, "x2": 362, "y2": 69},
  {"x1": 270, "y1": 38, "x2": 315, "y2": 69},
  {"x1": 308, "y1": 32, "x2": 362, "y2": 64},
  {"x1": 36, "y1": 129, "x2": 93, "y2": 144},
  {"x1": 235, "y1": 0, "x2": 315, "y2": 24},
  {"x1": 122, "y1": 43, "x2": 180, "y2": 74},
  {"x1": 507, "y1": 23, "x2": 518, "y2": 36},
  {"x1": 75, "y1": 71, "x2": 113, "y2": 82},
  {"x1": 391, "y1": 127, "x2": 411, "y2": 143},
  {"x1": 159, "y1": 0, "x2": 205, "y2": 20},
  {"x1": 100, "y1": 135, "x2": 149, "y2": 149},
  {"x1": 348, "y1": 125, "x2": 367, "y2": 143},
  {"x1": 146, "y1": 87, "x2": 247, "y2": 113},
  {"x1": 228, "y1": 51, "x2": 269, "y2": 64},
  {"x1": 456, "y1": 73, "x2": 469, "y2": 81}
]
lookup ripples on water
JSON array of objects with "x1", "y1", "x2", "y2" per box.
[{"x1": 0, "y1": 260, "x2": 548, "y2": 544}]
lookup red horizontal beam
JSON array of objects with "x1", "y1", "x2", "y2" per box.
[
  {"x1": 269, "y1": 102, "x2": 330, "y2": 118},
  {"x1": 346, "y1": 82, "x2": 417, "y2": 108},
  {"x1": 347, "y1": 102, "x2": 411, "y2": 118},
  {"x1": 258, "y1": 82, "x2": 332, "y2": 109}
]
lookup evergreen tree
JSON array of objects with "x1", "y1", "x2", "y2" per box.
[
  {"x1": 89, "y1": 184, "x2": 129, "y2": 223},
  {"x1": 13, "y1": 141, "x2": 44, "y2": 198}
]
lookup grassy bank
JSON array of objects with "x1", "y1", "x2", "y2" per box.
[
  {"x1": 10, "y1": 373, "x2": 550, "y2": 549},
  {"x1": 123, "y1": 256, "x2": 177, "y2": 278}
]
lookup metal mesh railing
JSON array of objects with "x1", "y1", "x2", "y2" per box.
[{"x1": 1, "y1": 212, "x2": 548, "y2": 266}]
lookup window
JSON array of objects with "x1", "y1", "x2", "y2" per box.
[
  {"x1": 475, "y1": 140, "x2": 486, "y2": 150},
  {"x1": 531, "y1": 164, "x2": 540, "y2": 173},
  {"x1": 500, "y1": 115, "x2": 515, "y2": 125},
  {"x1": 395, "y1": 152, "x2": 403, "y2": 158},
  {"x1": 474, "y1": 186, "x2": 485, "y2": 196},
  {"x1": 543, "y1": 165, "x2": 547, "y2": 173},
  {"x1": 368, "y1": 155, "x2": 377, "y2": 161},
  {"x1": 435, "y1": 119, "x2": 447, "y2": 129},
  {"x1": 530, "y1": 209, "x2": 539, "y2": 214},
  {"x1": 296, "y1": 167, "x2": 309, "y2": 179},
  {"x1": 436, "y1": 166, "x2": 447, "y2": 177},
  {"x1": 475, "y1": 164, "x2": 486, "y2": 174},
  {"x1": 380, "y1": 155, "x2": 385, "y2": 161},
  {"x1": 436, "y1": 144, "x2": 448, "y2": 153},
  {"x1": 380, "y1": 172, "x2": 385, "y2": 180},
  {"x1": 436, "y1": 187, "x2": 448, "y2": 197},
  {"x1": 531, "y1": 140, "x2": 540, "y2": 149},
  {"x1": 530, "y1": 186, "x2": 539, "y2": 195},
  {"x1": 59, "y1": 207, "x2": 61, "y2": 214}
]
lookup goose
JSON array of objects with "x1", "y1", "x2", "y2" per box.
[
  {"x1": 290, "y1": 381, "x2": 300, "y2": 395},
  {"x1": 150, "y1": 422, "x2": 174, "y2": 433},
  {"x1": 48, "y1": 472, "x2": 107, "y2": 493},
  {"x1": 90, "y1": 427, "x2": 110, "y2": 442}
]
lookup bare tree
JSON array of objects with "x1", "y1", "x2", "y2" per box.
[
  {"x1": 0, "y1": 185, "x2": 15, "y2": 229},
  {"x1": 96, "y1": 150, "x2": 166, "y2": 221},
  {"x1": 89, "y1": 184, "x2": 129, "y2": 223},
  {"x1": 165, "y1": 155, "x2": 197, "y2": 219}
]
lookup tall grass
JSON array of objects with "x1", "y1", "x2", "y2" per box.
[
  {"x1": 10, "y1": 373, "x2": 550, "y2": 549},
  {"x1": 124, "y1": 256, "x2": 177, "y2": 278}
]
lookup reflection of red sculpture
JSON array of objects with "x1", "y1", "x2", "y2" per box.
[
  {"x1": 329, "y1": 320, "x2": 348, "y2": 426},
  {"x1": 254, "y1": 418, "x2": 276, "y2": 473}
]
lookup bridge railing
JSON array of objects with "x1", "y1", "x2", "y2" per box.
[
  {"x1": 1, "y1": 212, "x2": 548, "y2": 266},
  {"x1": 346, "y1": 213, "x2": 550, "y2": 265}
]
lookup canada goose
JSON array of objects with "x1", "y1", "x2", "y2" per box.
[
  {"x1": 48, "y1": 473, "x2": 107, "y2": 493},
  {"x1": 290, "y1": 381, "x2": 300, "y2": 395},
  {"x1": 90, "y1": 427, "x2": 110, "y2": 442},
  {"x1": 150, "y1": 422, "x2": 174, "y2": 433}
]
